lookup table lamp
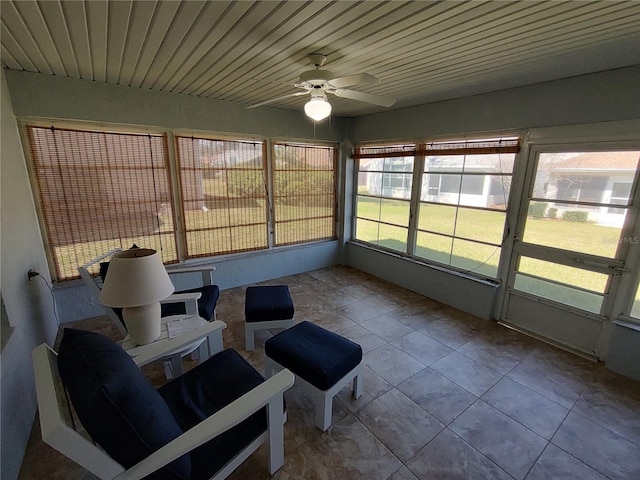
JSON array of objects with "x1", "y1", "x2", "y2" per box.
[{"x1": 99, "y1": 248, "x2": 175, "y2": 345}]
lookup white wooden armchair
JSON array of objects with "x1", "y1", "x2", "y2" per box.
[
  {"x1": 78, "y1": 248, "x2": 219, "y2": 337},
  {"x1": 33, "y1": 321, "x2": 295, "y2": 480},
  {"x1": 78, "y1": 248, "x2": 220, "y2": 378}
]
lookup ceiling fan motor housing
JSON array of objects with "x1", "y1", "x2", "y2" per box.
[{"x1": 299, "y1": 69, "x2": 335, "y2": 85}]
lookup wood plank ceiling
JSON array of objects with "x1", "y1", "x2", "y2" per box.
[{"x1": 1, "y1": 0, "x2": 639, "y2": 117}]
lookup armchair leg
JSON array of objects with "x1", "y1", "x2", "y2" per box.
[
  {"x1": 267, "y1": 395, "x2": 285, "y2": 474},
  {"x1": 163, "y1": 354, "x2": 183, "y2": 380},
  {"x1": 264, "y1": 356, "x2": 281, "y2": 378},
  {"x1": 245, "y1": 324, "x2": 255, "y2": 351},
  {"x1": 195, "y1": 341, "x2": 209, "y2": 364},
  {"x1": 353, "y1": 371, "x2": 363, "y2": 399}
]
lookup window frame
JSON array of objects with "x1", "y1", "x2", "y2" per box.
[
  {"x1": 353, "y1": 147, "x2": 415, "y2": 254},
  {"x1": 175, "y1": 134, "x2": 270, "y2": 259},
  {"x1": 271, "y1": 141, "x2": 338, "y2": 247},
  {"x1": 352, "y1": 136, "x2": 520, "y2": 280}
]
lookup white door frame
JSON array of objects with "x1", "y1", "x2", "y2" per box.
[{"x1": 499, "y1": 120, "x2": 640, "y2": 359}]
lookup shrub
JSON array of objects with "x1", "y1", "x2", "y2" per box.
[
  {"x1": 547, "y1": 207, "x2": 557, "y2": 219},
  {"x1": 274, "y1": 170, "x2": 334, "y2": 206},
  {"x1": 562, "y1": 210, "x2": 589, "y2": 222},
  {"x1": 227, "y1": 170, "x2": 265, "y2": 196},
  {"x1": 528, "y1": 202, "x2": 547, "y2": 218}
]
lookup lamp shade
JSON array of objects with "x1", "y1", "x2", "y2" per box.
[
  {"x1": 304, "y1": 96, "x2": 332, "y2": 121},
  {"x1": 99, "y1": 248, "x2": 175, "y2": 307}
]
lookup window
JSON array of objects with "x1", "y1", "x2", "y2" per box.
[
  {"x1": 27, "y1": 126, "x2": 178, "y2": 280},
  {"x1": 609, "y1": 182, "x2": 632, "y2": 212},
  {"x1": 26, "y1": 125, "x2": 338, "y2": 281},
  {"x1": 556, "y1": 175, "x2": 607, "y2": 203},
  {"x1": 273, "y1": 142, "x2": 336, "y2": 246},
  {"x1": 354, "y1": 145, "x2": 414, "y2": 253},
  {"x1": 353, "y1": 137, "x2": 519, "y2": 278},
  {"x1": 176, "y1": 136, "x2": 268, "y2": 258}
]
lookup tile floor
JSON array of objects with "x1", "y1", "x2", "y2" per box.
[{"x1": 18, "y1": 265, "x2": 640, "y2": 480}]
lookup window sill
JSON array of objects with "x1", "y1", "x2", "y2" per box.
[{"x1": 346, "y1": 240, "x2": 501, "y2": 288}]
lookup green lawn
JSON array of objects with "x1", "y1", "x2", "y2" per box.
[{"x1": 354, "y1": 195, "x2": 632, "y2": 313}]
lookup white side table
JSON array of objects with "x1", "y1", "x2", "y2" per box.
[{"x1": 120, "y1": 315, "x2": 226, "y2": 378}]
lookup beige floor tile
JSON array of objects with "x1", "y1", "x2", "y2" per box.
[
  {"x1": 482, "y1": 377, "x2": 569, "y2": 439},
  {"x1": 388, "y1": 466, "x2": 419, "y2": 480},
  {"x1": 573, "y1": 382, "x2": 640, "y2": 446},
  {"x1": 391, "y1": 330, "x2": 452, "y2": 366},
  {"x1": 337, "y1": 323, "x2": 386, "y2": 353},
  {"x1": 431, "y1": 351, "x2": 502, "y2": 396},
  {"x1": 360, "y1": 313, "x2": 415, "y2": 342},
  {"x1": 357, "y1": 389, "x2": 444, "y2": 462},
  {"x1": 457, "y1": 327, "x2": 535, "y2": 374},
  {"x1": 397, "y1": 368, "x2": 477, "y2": 425},
  {"x1": 364, "y1": 344, "x2": 426, "y2": 386},
  {"x1": 552, "y1": 411, "x2": 640, "y2": 479},
  {"x1": 525, "y1": 444, "x2": 608, "y2": 480},
  {"x1": 419, "y1": 317, "x2": 483, "y2": 349},
  {"x1": 507, "y1": 348, "x2": 594, "y2": 408},
  {"x1": 408, "y1": 429, "x2": 513, "y2": 480},
  {"x1": 450, "y1": 401, "x2": 547, "y2": 480},
  {"x1": 299, "y1": 413, "x2": 402, "y2": 480}
]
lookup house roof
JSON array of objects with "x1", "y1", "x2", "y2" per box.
[
  {"x1": 1, "y1": 0, "x2": 639, "y2": 117},
  {"x1": 552, "y1": 151, "x2": 640, "y2": 171}
]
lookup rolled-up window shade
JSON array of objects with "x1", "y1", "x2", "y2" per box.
[{"x1": 26, "y1": 126, "x2": 178, "y2": 281}]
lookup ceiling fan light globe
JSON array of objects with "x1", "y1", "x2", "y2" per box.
[{"x1": 304, "y1": 97, "x2": 332, "y2": 121}]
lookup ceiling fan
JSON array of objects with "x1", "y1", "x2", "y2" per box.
[{"x1": 248, "y1": 53, "x2": 397, "y2": 121}]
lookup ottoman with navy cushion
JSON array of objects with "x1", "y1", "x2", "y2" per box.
[
  {"x1": 264, "y1": 320, "x2": 363, "y2": 431},
  {"x1": 244, "y1": 285, "x2": 295, "y2": 351}
]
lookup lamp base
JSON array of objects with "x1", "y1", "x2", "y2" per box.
[{"x1": 122, "y1": 303, "x2": 161, "y2": 345}]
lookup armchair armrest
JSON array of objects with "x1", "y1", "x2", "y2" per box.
[
  {"x1": 167, "y1": 265, "x2": 216, "y2": 286},
  {"x1": 160, "y1": 292, "x2": 202, "y2": 316},
  {"x1": 79, "y1": 248, "x2": 122, "y2": 271},
  {"x1": 161, "y1": 292, "x2": 202, "y2": 303},
  {"x1": 127, "y1": 320, "x2": 227, "y2": 367},
  {"x1": 113, "y1": 368, "x2": 295, "y2": 480}
]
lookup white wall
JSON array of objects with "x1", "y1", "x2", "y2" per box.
[
  {"x1": 351, "y1": 65, "x2": 640, "y2": 142},
  {"x1": 607, "y1": 322, "x2": 640, "y2": 381},
  {"x1": 0, "y1": 69, "x2": 58, "y2": 480},
  {"x1": 346, "y1": 243, "x2": 499, "y2": 319},
  {"x1": 4, "y1": 70, "x2": 347, "y2": 142}
]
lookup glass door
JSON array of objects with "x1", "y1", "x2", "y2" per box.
[{"x1": 503, "y1": 146, "x2": 640, "y2": 357}]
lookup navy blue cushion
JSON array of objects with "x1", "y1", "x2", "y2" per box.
[
  {"x1": 161, "y1": 285, "x2": 220, "y2": 321},
  {"x1": 265, "y1": 321, "x2": 362, "y2": 391},
  {"x1": 245, "y1": 285, "x2": 294, "y2": 323},
  {"x1": 100, "y1": 262, "x2": 219, "y2": 322},
  {"x1": 57, "y1": 329, "x2": 190, "y2": 480},
  {"x1": 159, "y1": 349, "x2": 267, "y2": 480}
]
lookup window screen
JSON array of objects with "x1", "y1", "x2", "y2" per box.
[
  {"x1": 176, "y1": 136, "x2": 268, "y2": 258},
  {"x1": 27, "y1": 126, "x2": 177, "y2": 280},
  {"x1": 272, "y1": 142, "x2": 337, "y2": 246}
]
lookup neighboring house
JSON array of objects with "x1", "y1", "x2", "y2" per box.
[
  {"x1": 365, "y1": 154, "x2": 513, "y2": 208},
  {"x1": 534, "y1": 151, "x2": 639, "y2": 227}
]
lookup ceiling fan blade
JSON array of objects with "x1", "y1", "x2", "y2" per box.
[
  {"x1": 333, "y1": 88, "x2": 396, "y2": 107},
  {"x1": 329, "y1": 73, "x2": 378, "y2": 89},
  {"x1": 247, "y1": 91, "x2": 308, "y2": 109}
]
